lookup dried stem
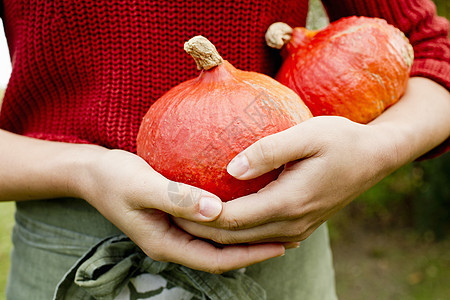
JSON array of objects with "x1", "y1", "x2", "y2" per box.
[{"x1": 184, "y1": 36, "x2": 224, "y2": 70}]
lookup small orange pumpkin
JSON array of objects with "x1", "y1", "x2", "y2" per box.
[
  {"x1": 137, "y1": 36, "x2": 312, "y2": 201},
  {"x1": 266, "y1": 16, "x2": 414, "y2": 124}
]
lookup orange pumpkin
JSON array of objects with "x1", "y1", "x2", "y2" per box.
[
  {"x1": 266, "y1": 16, "x2": 414, "y2": 124},
  {"x1": 137, "y1": 36, "x2": 312, "y2": 201}
]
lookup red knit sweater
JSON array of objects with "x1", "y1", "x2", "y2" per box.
[{"x1": 0, "y1": 0, "x2": 449, "y2": 154}]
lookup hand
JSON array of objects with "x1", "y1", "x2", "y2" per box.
[
  {"x1": 79, "y1": 148, "x2": 287, "y2": 273},
  {"x1": 173, "y1": 116, "x2": 397, "y2": 244},
  {"x1": 183, "y1": 76, "x2": 450, "y2": 245}
]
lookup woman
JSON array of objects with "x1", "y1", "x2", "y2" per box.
[{"x1": 1, "y1": 0, "x2": 449, "y2": 299}]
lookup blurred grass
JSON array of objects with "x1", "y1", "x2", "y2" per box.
[
  {"x1": 330, "y1": 222, "x2": 450, "y2": 300},
  {"x1": 0, "y1": 202, "x2": 14, "y2": 299}
]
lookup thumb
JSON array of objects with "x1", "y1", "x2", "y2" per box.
[
  {"x1": 226, "y1": 125, "x2": 314, "y2": 180},
  {"x1": 149, "y1": 178, "x2": 223, "y2": 222}
]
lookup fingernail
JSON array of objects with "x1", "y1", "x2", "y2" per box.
[
  {"x1": 283, "y1": 242, "x2": 301, "y2": 249},
  {"x1": 227, "y1": 153, "x2": 249, "y2": 178},
  {"x1": 199, "y1": 197, "x2": 222, "y2": 219}
]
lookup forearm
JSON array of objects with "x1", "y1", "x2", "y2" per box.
[
  {"x1": 0, "y1": 129, "x2": 106, "y2": 201},
  {"x1": 0, "y1": 125, "x2": 282, "y2": 273},
  {"x1": 370, "y1": 77, "x2": 450, "y2": 171}
]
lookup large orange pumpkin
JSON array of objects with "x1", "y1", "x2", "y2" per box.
[
  {"x1": 137, "y1": 36, "x2": 312, "y2": 201},
  {"x1": 266, "y1": 16, "x2": 414, "y2": 124}
]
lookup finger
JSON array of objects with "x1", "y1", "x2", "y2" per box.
[
  {"x1": 212, "y1": 174, "x2": 305, "y2": 230},
  {"x1": 226, "y1": 123, "x2": 317, "y2": 180},
  {"x1": 144, "y1": 225, "x2": 285, "y2": 274},
  {"x1": 136, "y1": 175, "x2": 223, "y2": 222},
  {"x1": 173, "y1": 215, "x2": 309, "y2": 245}
]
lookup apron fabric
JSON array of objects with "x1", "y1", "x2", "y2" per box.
[{"x1": 6, "y1": 198, "x2": 337, "y2": 300}]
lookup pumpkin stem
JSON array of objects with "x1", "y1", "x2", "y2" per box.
[
  {"x1": 184, "y1": 36, "x2": 224, "y2": 70},
  {"x1": 265, "y1": 22, "x2": 293, "y2": 49}
]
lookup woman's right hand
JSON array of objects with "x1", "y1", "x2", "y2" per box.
[
  {"x1": 77, "y1": 148, "x2": 287, "y2": 273},
  {"x1": 0, "y1": 130, "x2": 285, "y2": 274}
]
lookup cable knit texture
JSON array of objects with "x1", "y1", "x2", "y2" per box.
[{"x1": 0, "y1": 0, "x2": 449, "y2": 154}]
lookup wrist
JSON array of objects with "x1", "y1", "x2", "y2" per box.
[
  {"x1": 367, "y1": 77, "x2": 450, "y2": 171},
  {"x1": 365, "y1": 123, "x2": 409, "y2": 175},
  {"x1": 63, "y1": 144, "x2": 110, "y2": 201}
]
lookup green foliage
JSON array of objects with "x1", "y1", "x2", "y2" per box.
[
  {"x1": 433, "y1": 0, "x2": 450, "y2": 18},
  {"x1": 338, "y1": 153, "x2": 450, "y2": 239},
  {"x1": 411, "y1": 154, "x2": 450, "y2": 238}
]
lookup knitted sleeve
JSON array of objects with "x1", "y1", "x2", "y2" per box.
[{"x1": 321, "y1": 0, "x2": 449, "y2": 158}]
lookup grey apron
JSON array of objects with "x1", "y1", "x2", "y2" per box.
[{"x1": 6, "y1": 198, "x2": 337, "y2": 299}]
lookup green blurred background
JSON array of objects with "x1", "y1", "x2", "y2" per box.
[{"x1": 0, "y1": 1, "x2": 449, "y2": 299}]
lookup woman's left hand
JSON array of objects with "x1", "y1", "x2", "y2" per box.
[{"x1": 173, "y1": 116, "x2": 396, "y2": 244}]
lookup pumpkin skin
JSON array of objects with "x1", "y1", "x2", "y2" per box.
[
  {"x1": 269, "y1": 16, "x2": 413, "y2": 124},
  {"x1": 137, "y1": 37, "x2": 312, "y2": 201}
]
